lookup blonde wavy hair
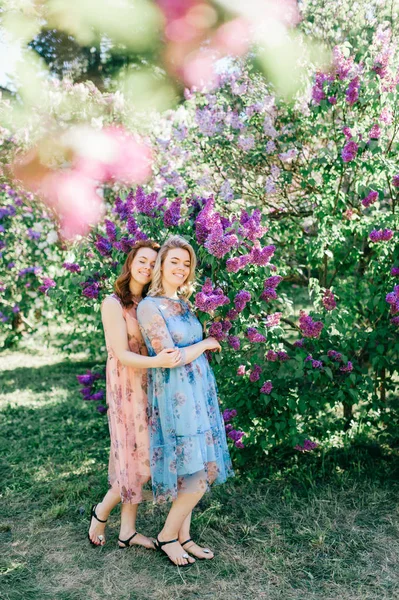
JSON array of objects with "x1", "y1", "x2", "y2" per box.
[{"x1": 147, "y1": 235, "x2": 196, "y2": 300}]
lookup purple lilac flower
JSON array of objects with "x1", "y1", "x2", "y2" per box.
[
  {"x1": 362, "y1": 190, "x2": 379, "y2": 208},
  {"x1": 391, "y1": 316, "x2": 399, "y2": 325},
  {"x1": 346, "y1": 76, "x2": 360, "y2": 105},
  {"x1": 238, "y1": 134, "x2": 255, "y2": 151},
  {"x1": 223, "y1": 408, "x2": 237, "y2": 422},
  {"x1": 392, "y1": 174, "x2": 399, "y2": 188},
  {"x1": 369, "y1": 124, "x2": 381, "y2": 139},
  {"x1": 250, "y1": 244, "x2": 276, "y2": 266},
  {"x1": 27, "y1": 229, "x2": 41, "y2": 240},
  {"x1": 266, "y1": 350, "x2": 278, "y2": 362},
  {"x1": 391, "y1": 267, "x2": 399, "y2": 276},
  {"x1": 311, "y1": 72, "x2": 329, "y2": 104},
  {"x1": 328, "y1": 96, "x2": 337, "y2": 105},
  {"x1": 342, "y1": 127, "x2": 352, "y2": 140},
  {"x1": 240, "y1": 209, "x2": 268, "y2": 241},
  {"x1": 386, "y1": 285, "x2": 399, "y2": 315},
  {"x1": 38, "y1": 278, "x2": 56, "y2": 294},
  {"x1": 333, "y1": 46, "x2": 353, "y2": 79},
  {"x1": 105, "y1": 219, "x2": 117, "y2": 241},
  {"x1": 299, "y1": 312, "x2": 324, "y2": 338},
  {"x1": 135, "y1": 188, "x2": 159, "y2": 215},
  {"x1": 90, "y1": 391, "x2": 105, "y2": 401},
  {"x1": 340, "y1": 361, "x2": 353, "y2": 372},
  {"x1": 95, "y1": 235, "x2": 112, "y2": 257},
  {"x1": 237, "y1": 365, "x2": 246, "y2": 376},
  {"x1": 227, "y1": 335, "x2": 240, "y2": 350},
  {"x1": 327, "y1": 350, "x2": 343, "y2": 362},
  {"x1": 265, "y1": 312, "x2": 282, "y2": 327},
  {"x1": 380, "y1": 107, "x2": 393, "y2": 124},
  {"x1": 63, "y1": 262, "x2": 81, "y2": 273},
  {"x1": 96, "y1": 405, "x2": 107, "y2": 414},
  {"x1": 260, "y1": 380, "x2": 273, "y2": 394},
  {"x1": 295, "y1": 439, "x2": 318, "y2": 452},
  {"x1": 234, "y1": 290, "x2": 251, "y2": 312},
  {"x1": 249, "y1": 364, "x2": 262, "y2": 382},
  {"x1": 12, "y1": 305, "x2": 20, "y2": 313},
  {"x1": 277, "y1": 350, "x2": 290, "y2": 362},
  {"x1": 264, "y1": 275, "x2": 283, "y2": 288},
  {"x1": 322, "y1": 289, "x2": 337, "y2": 311},
  {"x1": 261, "y1": 287, "x2": 277, "y2": 302},
  {"x1": 227, "y1": 429, "x2": 245, "y2": 447},
  {"x1": 246, "y1": 328, "x2": 266, "y2": 343},
  {"x1": 226, "y1": 309, "x2": 239, "y2": 320},
  {"x1": 0, "y1": 311, "x2": 8, "y2": 322},
  {"x1": 18, "y1": 266, "x2": 41, "y2": 277},
  {"x1": 369, "y1": 228, "x2": 394, "y2": 242},
  {"x1": 342, "y1": 140, "x2": 358, "y2": 162},
  {"x1": 226, "y1": 254, "x2": 251, "y2": 273},
  {"x1": 204, "y1": 222, "x2": 238, "y2": 258},
  {"x1": 195, "y1": 197, "x2": 219, "y2": 244},
  {"x1": 195, "y1": 279, "x2": 230, "y2": 313},
  {"x1": 294, "y1": 338, "x2": 305, "y2": 347},
  {"x1": 76, "y1": 371, "x2": 102, "y2": 386},
  {"x1": 312, "y1": 360, "x2": 323, "y2": 369},
  {"x1": 163, "y1": 199, "x2": 181, "y2": 227},
  {"x1": 219, "y1": 180, "x2": 234, "y2": 202},
  {"x1": 82, "y1": 282, "x2": 100, "y2": 299}
]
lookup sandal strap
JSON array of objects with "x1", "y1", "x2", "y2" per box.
[
  {"x1": 180, "y1": 538, "x2": 193, "y2": 547},
  {"x1": 118, "y1": 532, "x2": 138, "y2": 547},
  {"x1": 156, "y1": 536, "x2": 178, "y2": 548},
  {"x1": 91, "y1": 504, "x2": 107, "y2": 524}
]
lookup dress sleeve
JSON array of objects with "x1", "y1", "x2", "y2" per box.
[{"x1": 136, "y1": 299, "x2": 176, "y2": 355}]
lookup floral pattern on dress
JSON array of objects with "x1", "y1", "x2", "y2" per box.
[
  {"x1": 102, "y1": 294, "x2": 151, "y2": 504},
  {"x1": 137, "y1": 296, "x2": 234, "y2": 503}
]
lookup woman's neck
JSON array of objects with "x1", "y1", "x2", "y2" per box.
[
  {"x1": 162, "y1": 282, "x2": 179, "y2": 299},
  {"x1": 129, "y1": 280, "x2": 144, "y2": 298}
]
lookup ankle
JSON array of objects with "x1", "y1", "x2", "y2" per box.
[
  {"x1": 96, "y1": 502, "x2": 109, "y2": 520},
  {"x1": 158, "y1": 528, "x2": 179, "y2": 542},
  {"x1": 179, "y1": 531, "x2": 190, "y2": 542}
]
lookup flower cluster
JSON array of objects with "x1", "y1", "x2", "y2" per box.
[
  {"x1": 305, "y1": 355, "x2": 323, "y2": 369},
  {"x1": 369, "y1": 228, "x2": 394, "y2": 242},
  {"x1": 261, "y1": 275, "x2": 283, "y2": 302},
  {"x1": 322, "y1": 289, "x2": 337, "y2": 311},
  {"x1": 294, "y1": 440, "x2": 318, "y2": 452},
  {"x1": 246, "y1": 327, "x2": 266, "y2": 343},
  {"x1": 327, "y1": 349, "x2": 343, "y2": 362},
  {"x1": 76, "y1": 369, "x2": 106, "y2": 413},
  {"x1": 223, "y1": 408, "x2": 245, "y2": 448},
  {"x1": 234, "y1": 290, "x2": 251, "y2": 312},
  {"x1": 299, "y1": 311, "x2": 324, "y2": 338},
  {"x1": 361, "y1": 190, "x2": 379, "y2": 208},
  {"x1": 249, "y1": 364, "x2": 262, "y2": 382},
  {"x1": 386, "y1": 285, "x2": 399, "y2": 319},
  {"x1": 195, "y1": 278, "x2": 230, "y2": 312},
  {"x1": 260, "y1": 380, "x2": 273, "y2": 394}
]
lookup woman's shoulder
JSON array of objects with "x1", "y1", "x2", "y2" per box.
[{"x1": 102, "y1": 294, "x2": 124, "y2": 311}]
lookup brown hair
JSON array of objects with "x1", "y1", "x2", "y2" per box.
[{"x1": 114, "y1": 239, "x2": 160, "y2": 307}]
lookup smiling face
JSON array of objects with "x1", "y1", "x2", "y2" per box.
[
  {"x1": 130, "y1": 247, "x2": 158, "y2": 286},
  {"x1": 161, "y1": 247, "x2": 191, "y2": 291}
]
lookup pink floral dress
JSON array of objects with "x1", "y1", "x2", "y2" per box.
[{"x1": 102, "y1": 294, "x2": 151, "y2": 504}]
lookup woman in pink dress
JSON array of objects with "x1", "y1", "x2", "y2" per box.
[{"x1": 88, "y1": 240, "x2": 182, "y2": 549}]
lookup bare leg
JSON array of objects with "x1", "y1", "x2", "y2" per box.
[
  {"x1": 119, "y1": 503, "x2": 155, "y2": 549},
  {"x1": 157, "y1": 490, "x2": 206, "y2": 566},
  {"x1": 89, "y1": 488, "x2": 120, "y2": 546},
  {"x1": 178, "y1": 512, "x2": 214, "y2": 560}
]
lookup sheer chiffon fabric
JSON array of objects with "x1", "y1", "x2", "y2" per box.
[
  {"x1": 102, "y1": 294, "x2": 151, "y2": 503},
  {"x1": 137, "y1": 296, "x2": 234, "y2": 504}
]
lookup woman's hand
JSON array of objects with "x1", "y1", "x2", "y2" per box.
[
  {"x1": 154, "y1": 348, "x2": 182, "y2": 368},
  {"x1": 204, "y1": 337, "x2": 222, "y2": 352}
]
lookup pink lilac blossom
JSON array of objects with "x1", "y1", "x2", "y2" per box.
[
  {"x1": 392, "y1": 175, "x2": 399, "y2": 188},
  {"x1": 380, "y1": 107, "x2": 393, "y2": 124},
  {"x1": 322, "y1": 289, "x2": 337, "y2": 311},
  {"x1": 369, "y1": 124, "x2": 381, "y2": 139},
  {"x1": 249, "y1": 364, "x2": 262, "y2": 382},
  {"x1": 362, "y1": 190, "x2": 378, "y2": 208},
  {"x1": 265, "y1": 312, "x2": 282, "y2": 327},
  {"x1": 328, "y1": 96, "x2": 337, "y2": 105},
  {"x1": 237, "y1": 365, "x2": 246, "y2": 376},
  {"x1": 246, "y1": 328, "x2": 266, "y2": 343},
  {"x1": 38, "y1": 278, "x2": 56, "y2": 294},
  {"x1": 279, "y1": 149, "x2": 298, "y2": 162},
  {"x1": 226, "y1": 309, "x2": 239, "y2": 320},
  {"x1": 240, "y1": 209, "x2": 268, "y2": 241},
  {"x1": 260, "y1": 381, "x2": 273, "y2": 394},
  {"x1": 342, "y1": 140, "x2": 358, "y2": 162},
  {"x1": 226, "y1": 254, "x2": 251, "y2": 273},
  {"x1": 342, "y1": 127, "x2": 352, "y2": 140},
  {"x1": 250, "y1": 243, "x2": 276, "y2": 266},
  {"x1": 266, "y1": 350, "x2": 278, "y2": 361},
  {"x1": 238, "y1": 135, "x2": 255, "y2": 151},
  {"x1": 333, "y1": 46, "x2": 354, "y2": 79},
  {"x1": 299, "y1": 311, "x2": 324, "y2": 338},
  {"x1": 204, "y1": 221, "x2": 238, "y2": 258},
  {"x1": 369, "y1": 229, "x2": 394, "y2": 242}
]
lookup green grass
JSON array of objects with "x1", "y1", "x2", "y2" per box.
[{"x1": 1, "y1": 346, "x2": 399, "y2": 600}]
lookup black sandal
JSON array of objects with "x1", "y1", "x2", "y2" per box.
[
  {"x1": 155, "y1": 536, "x2": 193, "y2": 567},
  {"x1": 181, "y1": 537, "x2": 214, "y2": 560},
  {"x1": 118, "y1": 532, "x2": 138, "y2": 549},
  {"x1": 87, "y1": 504, "x2": 107, "y2": 547}
]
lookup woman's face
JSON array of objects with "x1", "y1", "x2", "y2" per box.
[
  {"x1": 162, "y1": 247, "x2": 191, "y2": 289},
  {"x1": 130, "y1": 247, "x2": 158, "y2": 286}
]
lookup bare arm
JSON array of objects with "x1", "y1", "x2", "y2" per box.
[
  {"x1": 179, "y1": 338, "x2": 220, "y2": 365},
  {"x1": 101, "y1": 298, "x2": 181, "y2": 369}
]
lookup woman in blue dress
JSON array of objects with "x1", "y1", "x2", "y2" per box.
[{"x1": 137, "y1": 235, "x2": 233, "y2": 567}]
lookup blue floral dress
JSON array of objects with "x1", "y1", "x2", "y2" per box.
[{"x1": 137, "y1": 296, "x2": 234, "y2": 503}]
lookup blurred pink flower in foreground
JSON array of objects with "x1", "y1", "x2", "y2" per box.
[{"x1": 12, "y1": 126, "x2": 152, "y2": 239}]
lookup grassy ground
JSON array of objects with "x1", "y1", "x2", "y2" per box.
[{"x1": 1, "y1": 345, "x2": 399, "y2": 600}]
